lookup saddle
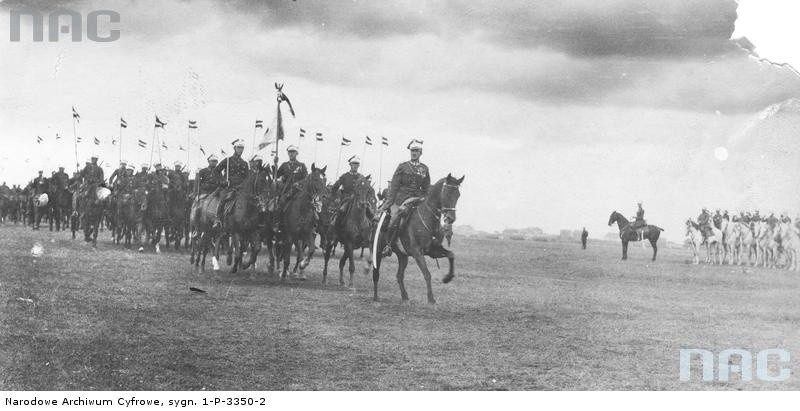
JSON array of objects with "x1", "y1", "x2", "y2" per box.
[{"x1": 396, "y1": 197, "x2": 426, "y2": 231}]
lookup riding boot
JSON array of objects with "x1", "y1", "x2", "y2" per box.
[
  {"x1": 382, "y1": 225, "x2": 398, "y2": 257},
  {"x1": 213, "y1": 199, "x2": 225, "y2": 228}
]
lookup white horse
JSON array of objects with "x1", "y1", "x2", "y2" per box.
[
  {"x1": 736, "y1": 222, "x2": 756, "y2": 266},
  {"x1": 721, "y1": 220, "x2": 740, "y2": 265},
  {"x1": 777, "y1": 222, "x2": 800, "y2": 272},
  {"x1": 686, "y1": 219, "x2": 722, "y2": 265},
  {"x1": 754, "y1": 222, "x2": 778, "y2": 268}
]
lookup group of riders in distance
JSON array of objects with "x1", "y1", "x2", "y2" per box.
[
  {"x1": 0, "y1": 138, "x2": 465, "y2": 303},
  {"x1": 605, "y1": 201, "x2": 800, "y2": 271}
]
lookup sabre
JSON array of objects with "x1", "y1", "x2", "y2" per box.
[{"x1": 372, "y1": 211, "x2": 388, "y2": 269}]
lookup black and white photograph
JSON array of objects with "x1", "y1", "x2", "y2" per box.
[{"x1": 1, "y1": 0, "x2": 800, "y2": 403}]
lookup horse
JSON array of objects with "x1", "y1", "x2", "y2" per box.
[
  {"x1": 372, "y1": 174, "x2": 464, "y2": 304},
  {"x1": 189, "y1": 189, "x2": 222, "y2": 272},
  {"x1": 332, "y1": 175, "x2": 376, "y2": 287},
  {"x1": 686, "y1": 219, "x2": 722, "y2": 265},
  {"x1": 777, "y1": 222, "x2": 800, "y2": 272},
  {"x1": 115, "y1": 187, "x2": 147, "y2": 249},
  {"x1": 735, "y1": 222, "x2": 756, "y2": 266},
  {"x1": 754, "y1": 222, "x2": 778, "y2": 268},
  {"x1": 607, "y1": 211, "x2": 664, "y2": 261},
  {"x1": 278, "y1": 164, "x2": 327, "y2": 280},
  {"x1": 144, "y1": 182, "x2": 169, "y2": 253},
  {"x1": 31, "y1": 191, "x2": 51, "y2": 231},
  {"x1": 721, "y1": 220, "x2": 741, "y2": 265},
  {"x1": 319, "y1": 187, "x2": 340, "y2": 282},
  {"x1": 166, "y1": 183, "x2": 190, "y2": 251},
  {"x1": 82, "y1": 186, "x2": 111, "y2": 247},
  {"x1": 213, "y1": 167, "x2": 270, "y2": 274}
]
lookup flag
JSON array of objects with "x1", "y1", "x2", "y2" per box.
[
  {"x1": 365, "y1": 135, "x2": 373, "y2": 146},
  {"x1": 93, "y1": 137, "x2": 100, "y2": 145},
  {"x1": 120, "y1": 118, "x2": 127, "y2": 128},
  {"x1": 161, "y1": 142, "x2": 168, "y2": 150},
  {"x1": 36, "y1": 136, "x2": 43, "y2": 144},
  {"x1": 381, "y1": 136, "x2": 388, "y2": 146},
  {"x1": 221, "y1": 148, "x2": 227, "y2": 156},
  {"x1": 316, "y1": 132, "x2": 323, "y2": 141},
  {"x1": 255, "y1": 120, "x2": 263, "y2": 129},
  {"x1": 77, "y1": 136, "x2": 83, "y2": 143},
  {"x1": 179, "y1": 145, "x2": 185, "y2": 151},
  {"x1": 112, "y1": 139, "x2": 117, "y2": 146},
  {"x1": 341, "y1": 137, "x2": 351, "y2": 146},
  {"x1": 299, "y1": 128, "x2": 306, "y2": 138},
  {"x1": 72, "y1": 106, "x2": 80, "y2": 123},
  {"x1": 199, "y1": 145, "x2": 206, "y2": 155},
  {"x1": 188, "y1": 120, "x2": 198, "y2": 129},
  {"x1": 55, "y1": 133, "x2": 61, "y2": 140},
  {"x1": 154, "y1": 115, "x2": 167, "y2": 128},
  {"x1": 138, "y1": 139, "x2": 147, "y2": 148}
]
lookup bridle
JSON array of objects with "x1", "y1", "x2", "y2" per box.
[{"x1": 418, "y1": 181, "x2": 460, "y2": 232}]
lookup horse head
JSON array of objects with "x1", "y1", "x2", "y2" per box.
[
  {"x1": 440, "y1": 173, "x2": 464, "y2": 225},
  {"x1": 608, "y1": 211, "x2": 622, "y2": 227}
]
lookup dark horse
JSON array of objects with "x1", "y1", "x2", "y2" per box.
[
  {"x1": 144, "y1": 184, "x2": 169, "y2": 253},
  {"x1": 372, "y1": 174, "x2": 464, "y2": 304},
  {"x1": 331, "y1": 175, "x2": 376, "y2": 287},
  {"x1": 607, "y1": 210, "x2": 664, "y2": 261},
  {"x1": 83, "y1": 187, "x2": 111, "y2": 247},
  {"x1": 214, "y1": 167, "x2": 270, "y2": 274},
  {"x1": 49, "y1": 184, "x2": 71, "y2": 231},
  {"x1": 278, "y1": 164, "x2": 327, "y2": 280}
]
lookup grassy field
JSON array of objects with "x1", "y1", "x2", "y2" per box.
[{"x1": 1, "y1": 225, "x2": 799, "y2": 390}]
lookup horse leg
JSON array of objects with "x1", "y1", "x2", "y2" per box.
[
  {"x1": 441, "y1": 247, "x2": 456, "y2": 283},
  {"x1": 280, "y1": 236, "x2": 291, "y2": 280},
  {"x1": 650, "y1": 239, "x2": 658, "y2": 261},
  {"x1": 300, "y1": 232, "x2": 316, "y2": 270},
  {"x1": 295, "y1": 240, "x2": 307, "y2": 280},
  {"x1": 411, "y1": 251, "x2": 436, "y2": 304},
  {"x1": 231, "y1": 234, "x2": 240, "y2": 274},
  {"x1": 372, "y1": 253, "x2": 383, "y2": 302},
  {"x1": 339, "y1": 243, "x2": 353, "y2": 287},
  {"x1": 392, "y1": 254, "x2": 409, "y2": 301},
  {"x1": 212, "y1": 235, "x2": 222, "y2": 271},
  {"x1": 621, "y1": 240, "x2": 628, "y2": 260},
  {"x1": 322, "y1": 236, "x2": 331, "y2": 284}
]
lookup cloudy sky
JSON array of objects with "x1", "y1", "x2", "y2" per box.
[{"x1": 2, "y1": 0, "x2": 800, "y2": 240}]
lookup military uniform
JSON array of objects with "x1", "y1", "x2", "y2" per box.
[
  {"x1": 168, "y1": 169, "x2": 187, "y2": 192},
  {"x1": 385, "y1": 160, "x2": 430, "y2": 207},
  {"x1": 80, "y1": 163, "x2": 105, "y2": 187},
  {"x1": 133, "y1": 169, "x2": 149, "y2": 190},
  {"x1": 276, "y1": 160, "x2": 308, "y2": 189},
  {"x1": 53, "y1": 170, "x2": 69, "y2": 191},
  {"x1": 215, "y1": 155, "x2": 249, "y2": 188},
  {"x1": 196, "y1": 166, "x2": 220, "y2": 195},
  {"x1": 330, "y1": 170, "x2": 366, "y2": 226},
  {"x1": 32, "y1": 175, "x2": 49, "y2": 194},
  {"x1": 109, "y1": 166, "x2": 127, "y2": 188},
  {"x1": 698, "y1": 210, "x2": 712, "y2": 237},
  {"x1": 214, "y1": 154, "x2": 249, "y2": 225}
]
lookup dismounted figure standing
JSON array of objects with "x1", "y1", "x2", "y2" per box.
[
  {"x1": 581, "y1": 227, "x2": 588, "y2": 249},
  {"x1": 379, "y1": 139, "x2": 430, "y2": 256},
  {"x1": 213, "y1": 139, "x2": 249, "y2": 227}
]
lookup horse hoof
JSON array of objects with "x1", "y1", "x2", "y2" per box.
[
  {"x1": 138, "y1": 247, "x2": 144, "y2": 253},
  {"x1": 155, "y1": 244, "x2": 161, "y2": 254},
  {"x1": 442, "y1": 274, "x2": 454, "y2": 284}
]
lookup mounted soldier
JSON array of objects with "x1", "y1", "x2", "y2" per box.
[
  {"x1": 168, "y1": 161, "x2": 187, "y2": 192},
  {"x1": 32, "y1": 170, "x2": 49, "y2": 195},
  {"x1": 630, "y1": 201, "x2": 645, "y2": 240},
  {"x1": 109, "y1": 160, "x2": 128, "y2": 190},
  {"x1": 712, "y1": 209, "x2": 723, "y2": 229},
  {"x1": 213, "y1": 139, "x2": 249, "y2": 228},
  {"x1": 379, "y1": 139, "x2": 430, "y2": 256},
  {"x1": 330, "y1": 155, "x2": 372, "y2": 228},
  {"x1": 196, "y1": 155, "x2": 220, "y2": 197},
  {"x1": 272, "y1": 145, "x2": 308, "y2": 232},
  {"x1": 149, "y1": 162, "x2": 169, "y2": 192},
  {"x1": 134, "y1": 163, "x2": 150, "y2": 190},
  {"x1": 697, "y1": 207, "x2": 712, "y2": 238}
]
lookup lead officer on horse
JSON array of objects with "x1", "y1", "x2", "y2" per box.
[
  {"x1": 213, "y1": 139, "x2": 249, "y2": 228},
  {"x1": 379, "y1": 139, "x2": 430, "y2": 256},
  {"x1": 273, "y1": 145, "x2": 308, "y2": 232}
]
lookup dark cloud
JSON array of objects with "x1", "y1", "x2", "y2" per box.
[{"x1": 4, "y1": 0, "x2": 740, "y2": 58}]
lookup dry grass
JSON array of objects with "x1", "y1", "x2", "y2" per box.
[{"x1": 1, "y1": 226, "x2": 798, "y2": 390}]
